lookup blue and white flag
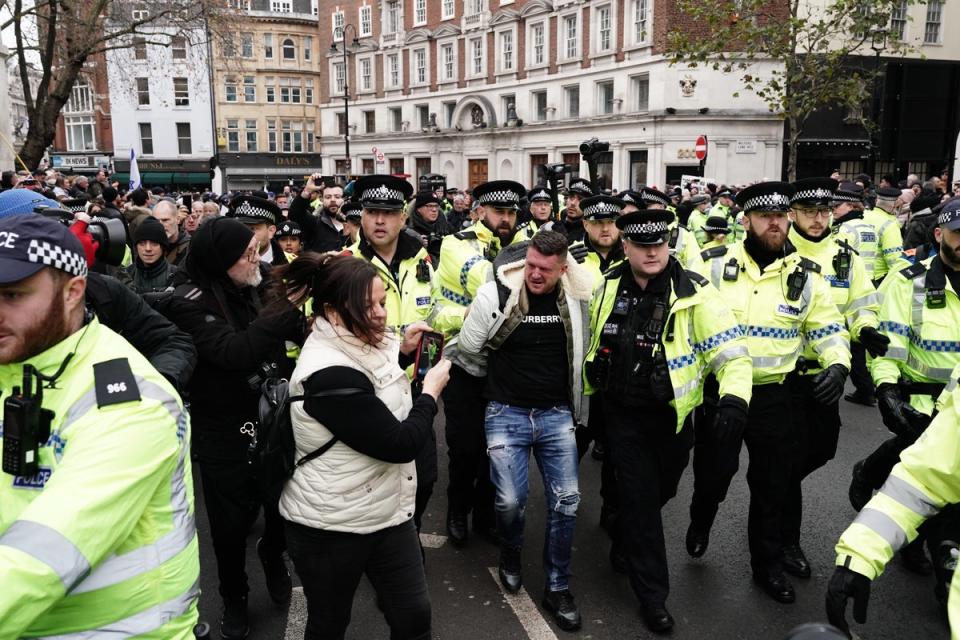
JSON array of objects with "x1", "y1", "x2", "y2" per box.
[{"x1": 129, "y1": 148, "x2": 141, "y2": 191}]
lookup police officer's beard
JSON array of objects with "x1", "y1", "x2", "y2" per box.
[
  {"x1": 7, "y1": 291, "x2": 70, "y2": 364},
  {"x1": 749, "y1": 227, "x2": 786, "y2": 253},
  {"x1": 482, "y1": 219, "x2": 515, "y2": 242},
  {"x1": 941, "y1": 239, "x2": 960, "y2": 268}
]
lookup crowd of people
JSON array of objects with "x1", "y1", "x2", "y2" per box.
[{"x1": 0, "y1": 162, "x2": 959, "y2": 640}]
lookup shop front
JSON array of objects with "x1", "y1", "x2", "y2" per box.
[
  {"x1": 112, "y1": 158, "x2": 211, "y2": 192},
  {"x1": 219, "y1": 153, "x2": 324, "y2": 193}
]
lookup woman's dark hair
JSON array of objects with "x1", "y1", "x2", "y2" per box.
[{"x1": 273, "y1": 252, "x2": 383, "y2": 344}]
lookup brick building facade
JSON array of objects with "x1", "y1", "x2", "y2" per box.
[{"x1": 50, "y1": 52, "x2": 115, "y2": 176}]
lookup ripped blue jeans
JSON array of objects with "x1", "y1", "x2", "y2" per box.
[{"x1": 485, "y1": 401, "x2": 580, "y2": 592}]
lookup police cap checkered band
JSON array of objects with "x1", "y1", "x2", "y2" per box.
[
  {"x1": 623, "y1": 220, "x2": 669, "y2": 235},
  {"x1": 478, "y1": 190, "x2": 519, "y2": 205},
  {"x1": 789, "y1": 177, "x2": 838, "y2": 204},
  {"x1": 581, "y1": 195, "x2": 624, "y2": 220},
  {"x1": 354, "y1": 175, "x2": 414, "y2": 210},
  {"x1": 341, "y1": 202, "x2": 363, "y2": 219},
  {"x1": 28, "y1": 239, "x2": 88, "y2": 277},
  {"x1": 362, "y1": 184, "x2": 406, "y2": 203},
  {"x1": 735, "y1": 181, "x2": 795, "y2": 212},
  {"x1": 277, "y1": 222, "x2": 301, "y2": 237},
  {"x1": 937, "y1": 200, "x2": 960, "y2": 229},
  {"x1": 473, "y1": 180, "x2": 525, "y2": 210},
  {"x1": 229, "y1": 195, "x2": 281, "y2": 225},
  {"x1": 832, "y1": 190, "x2": 863, "y2": 204},
  {"x1": 792, "y1": 187, "x2": 833, "y2": 203},
  {"x1": 528, "y1": 187, "x2": 552, "y2": 202},
  {"x1": 567, "y1": 179, "x2": 594, "y2": 197},
  {"x1": 618, "y1": 190, "x2": 642, "y2": 205},
  {"x1": 615, "y1": 209, "x2": 674, "y2": 243},
  {"x1": 61, "y1": 199, "x2": 88, "y2": 213},
  {"x1": 744, "y1": 192, "x2": 793, "y2": 212},
  {"x1": 640, "y1": 187, "x2": 670, "y2": 207}
]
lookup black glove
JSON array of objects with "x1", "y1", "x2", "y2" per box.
[
  {"x1": 825, "y1": 565, "x2": 871, "y2": 637},
  {"x1": 713, "y1": 395, "x2": 748, "y2": 444},
  {"x1": 812, "y1": 364, "x2": 848, "y2": 405},
  {"x1": 876, "y1": 383, "x2": 926, "y2": 435},
  {"x1": 569, "y1": 243, "x2": 589, "y2": 264},
  {"x1": 859, "y1": 326, "x2": 891, "y2": 358}
]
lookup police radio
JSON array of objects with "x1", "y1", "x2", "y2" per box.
[
  {"x1": 416, "y1": 258, "x2": 431, "y2": 283},
  {"x1": 832, "y1": 247, "x2": 852, "y2": 281},
  {"x1": 786, "y1": 266, "x2": 807, "y2": 302},
  {"x1": 2, "y1": 365, "x2": 54, "y2": 477}
]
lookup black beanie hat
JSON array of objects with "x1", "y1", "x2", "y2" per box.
[
  {"x1": 185, "y1": 217, "x2": 254, "y2": 282},
  {"x1": 134, "y1": 216, "x2": 170, "y2": 247},
  {"x1": 415, "y1": 191, "x2": 440, "y2": 209}
]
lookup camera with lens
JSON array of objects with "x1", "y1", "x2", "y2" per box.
[
  {"x1": 542, "y1": 163, "x2": 573, "y2": 180},
  {"x1": 35, "y1": 205, "x2": 128, "y2": 267},
  {"x1": 579, "y1": 137, "x2": 610, "y2": 157}
]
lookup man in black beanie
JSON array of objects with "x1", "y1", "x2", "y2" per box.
[
  {"x1": 409, "y1": 190, "x2": 452, "y2": 264},
  {"x1": 159, "y1": 217, "x2": 304, "y2": 639},
  {"x1": 124, "y1": 216, "x2": 178, "y2": 294}
]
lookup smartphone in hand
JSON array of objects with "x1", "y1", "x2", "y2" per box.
[{"x1": 413, "y1": 332, "x2": 445, "y2": 381}]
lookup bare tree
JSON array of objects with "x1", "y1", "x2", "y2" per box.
[
  {"x1": 2, "y1": 0, "x2": 237, "y2": 169},
  {"x1": 664, "y1": 0, "x2": 917, "y2": 181}
]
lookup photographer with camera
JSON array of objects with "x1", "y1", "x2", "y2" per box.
[
  {"x1": 159, "y1": 217, "x2": 305, "y2": 639},
  {"x1": 409, "y1": 190, "x2": 452, "y2": 265}
]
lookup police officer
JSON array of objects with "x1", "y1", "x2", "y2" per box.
[
  {"x1": 864, "y1": 186, "x2": 906, "y2": 285},
  {"x1": 431, "y1": 179, "x2": 525, "y2": 545},
  {"x1": 276, "y1": 220, "x2": 303, "y2": 259},
  {"x1": 831, "y1": 181, "x2": 880, "y2": 406},
  {"x1": 570, "y1": 195, "x2": 626, "y2": 284},
  {"x1": 341, "y1": 200, "x2": 362, "y2": 246},
  {"x1": 686, "y1": 194, "x2": 714, "y2": 246},
  {"x1": 708, "y1": 188, "x2": 744, "y2": 244},
  {"x1": 622, "y1": 188, "x2": 704, "y2": 271},
  {"x1": 848, "y1": 200, "x2": 960, "y2": 575},
  {"x1": 781, "y1": 178, "x2": 887, "y2": 579},
  {"x1": 227, "y1": 194, "x2": 288, "y2": 267},
  {"x1": 689, "y1": 181, "x2": 850, "y2": 604},
  {"x1": 559, "y1": 178, "x2": 594, "y2": 244},
  {"x1": 583, "y1": 208, "x2": 752, "y2": 633},
  {"x1": 345, "y1": 175, "x2": 439, "y2": 534},
  {"x1": 0, "y1": 215, "x2": 199, "y2": 637},
  {"x1": 515, "y1": 185, "x2": 556, "y2": 240},
  {"x1": 699, "y1": 216, "x2": 731, "y2": 253},
  {"x1": 827, "y1": 366, "x2": 960, "y2": 637}
]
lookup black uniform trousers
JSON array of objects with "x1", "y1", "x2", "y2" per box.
[
  {"x1": 849, "y1": 341, "x2": 874, "y2": 398},
  {"x1": 781, "y1": 373, "x2": 841, "y2": 546},
  {"x1": 198, "y1": 454, "x2": 286, "y2": 600},
  {"x1": 442, "y1": 364, "x2": 495, "y2": 528},
  {"x1": 690, "y1": 382, "x2": 793, "y2": 576},
  {"x1": 605, "y1": 399, "x2": 692, "y2": 607}
]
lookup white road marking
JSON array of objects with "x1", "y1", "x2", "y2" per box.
[
  {"x1": 285, "y1": 586, "x2": 307, "y2": 640},
  {"x1": 486, "y1": 566, "x2": 559, "y2": 640},
  {"x1": 420, "y1": 532, "x2": 447, "y2": 548}
]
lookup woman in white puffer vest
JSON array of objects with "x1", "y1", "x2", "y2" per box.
[{"x1": 274, "y1": 253, "x2": 451, "y2": 640}]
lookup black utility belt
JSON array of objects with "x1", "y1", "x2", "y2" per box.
[{"x1": 899, "y1": 381, "x2": 947, "y2": 398}]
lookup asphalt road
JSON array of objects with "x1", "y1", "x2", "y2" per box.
[{"x1": 194, "y1": 386, "x2": 951, "y2": 639}]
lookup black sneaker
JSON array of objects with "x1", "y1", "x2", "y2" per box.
[
  {"x1": 498, "y1": 546, "x2": 523, "y2": 593},
  {"x1": 257, "y1": 538, "x2": 292, "y2": 605},
  {"x1": 219, "y1": 596, "x2": 249, "y2": 640},
  {"x1": 542, "y1": 588, "x2": 582, "y2": 631}
]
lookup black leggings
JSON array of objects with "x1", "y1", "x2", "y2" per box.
[{"x1": 285, "y1": 518, "x2": 431, "y2": 640}]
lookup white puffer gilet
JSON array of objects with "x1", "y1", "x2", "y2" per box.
[{"x1": 279, "y1": 318, "x2": 417, "y2": 534}]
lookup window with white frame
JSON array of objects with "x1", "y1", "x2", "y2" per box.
[
  {"x1": 241, "y1": 32, "x2": 254, "y2": 57},
  {"x1": 596, "y1": 5, "x2": 612, "y2": 51},
  {"x1": 414, "y1": 48, "x2": 427, "y2": 83},
  {"x1": 171, "y1": 36, "x2": 187, "y2": 59},
  {"x1": 224, "y1": 76, "x2": 237, "y2": 102},
  {"x1": 470, "y1": 37, "x2": 483, "y2": 75},
  {"x1": 441, "y1": 43, "x2": 454, "y2": 81},
  {"x1": 597, "y1": 80, "x2": 614, "y2": 115},
  {"x1": 333, "y1": 11, "x2": 345, "y2": 41},
  {"x1": 174, "y1": 77, "x2": 190, "y2": 106},
  {"x1": 499, "y1": 30, "x2": 514, "y2": 71},
  {"x1": 305, "y1": 79, "x2": 314, "y2": 103},
  {"x1": 530, "y1": 22, "x2": 545, "y2": 66},
  {"x1": 282, "y1": 38, "x2": 295, "y2": 59},
  {"x1": 414, "y1": 0, "x2": 426, "y2": 25},
  {"x1": 132, "y1": 8, "x2": 149, "y2": 20},
  {"x1": 565, "y1": 85, "x2": 579, "y2": 118},
  {"x1": 443, "y1": 101, "x2": 456, "y2": 126},
  {"x1": 304, "y1": 36, "x2": 312, "y2": 61},
  {"x1": 564, "y1": 15, "x2": 578, "y2": 59},
  {"x1": 359, "y1": 5, "x2": 372, "y2": 35},
  {"x1": 281, "y1": 120, "x2": 303, "y2": 153},
  {"x1": 465, "y1": 0, "x2": 483, "y2": 16},
  {"x1": 243, "y1": 76, "x2": 255, "y2": 102},
  {"x1": 890, "y1": 0, "x2": 907, "y2": 41},
  {"x1": 631, "y1": 74, "x2": 649, "y2": 111},
  {"x1": 384, "y1": 0, "x2": 400, "y2": 34},
  {"x1": 176, "y1": 123, "x2": 192, "y2": 154},
  {"x1": 532, "y1": 90, "x2": 547, "y2": 121},
  {"x1": 306, "y1": 121, "x2": 315, "y2": 152},
  {"x1": 226, "y1": 120, "x2": 239, "y2": 152},
  {"x1": 416, "y1": 104, "x2": 430, "y2": 128},
  {"x1": 632, "y1": 0, "x2": 649, "y2": 44},
  {"x1": 333, "y1": 62, "x2": 345, "y2": 95},
  {"x1": 364, "y1": 110, "x2": 376, "y2": 133},
  {"x1": 139, "y1": 122, "x2": 154, "y2": 154},
  {"x1": 501, "y1": 93, "x2": 514, "y2": 121},
  {"x1": 264, "y1": 34, "x2": 274, "y2": 58},
  {"x1": 265, "y1": 76, "x2": 275, "y2": 102},
  {"x1": 925, "y1": 0, "x2": 943, "y2": 44},
  {"x1": 271, "y1": 0, "x2": 291, "y2": 12},
  {"x1": 65, "y1": 115, "x2": 95, "y2": 151},
  {"x1": 442, "y1": 0, "x2": 454, "y2": 19},
  {"x1": 245, "y1": 119, "x2": 258, "y2": 151},
  {"x1": 134, "y1": 37, "x2": 147, "y2": 60},
  {"x1": 228, "y1": 0, "x2": 251, "y2": 8},
  {"x1": 65, "y1": 80, "x2": 93, "y2": 113},
  {"x1": 387, "y1": 53, "x2": 400, "y2": 87},
  {"x1": 267, "y1": 119, "x2": 277, "y2": 152},
  {"x1": 136, "y1": 77, "x2": 150, "y2": 105},
  {"x1": 360, "y1": 58, "x2": 372, "y2": 90},
  {"x1": 390, "y1": 107, "x2": 402, "y2": 131}
]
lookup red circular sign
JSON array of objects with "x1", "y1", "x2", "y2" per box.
[{"x1": 695, "y1": 135, "x2": 708, "y2": 161}]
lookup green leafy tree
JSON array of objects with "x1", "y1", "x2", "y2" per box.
[{"x1": 665, "y1": 0, "x2": 915, "y2": 181}]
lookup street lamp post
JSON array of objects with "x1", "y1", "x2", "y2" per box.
[
  {"x1": 330, "y1": 24, "x2": 358, "y2": 175},
  {"x1": 868, "y1": 25, "x2": 888, "y2": 181}
]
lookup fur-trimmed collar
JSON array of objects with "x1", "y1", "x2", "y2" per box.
[{"x1": 494, "y1": 252, "x2": 596, "y2": 312}]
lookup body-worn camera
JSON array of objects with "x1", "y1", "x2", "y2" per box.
[{"x1": 35, "y1": 206, "x2": 127, "y2": 266}]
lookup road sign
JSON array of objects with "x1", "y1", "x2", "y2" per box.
[
  {"x1": 695, "y1": 135, "x2": 708, "y2": 161},
  {"x1": 376, "y1": 152, "x2": 385, "y2": 162}
]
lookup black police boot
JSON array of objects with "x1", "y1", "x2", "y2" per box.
[
  {"x1": 640, "y1": 602, "x2": 675, "y2": 634},
  {"x1": 901, "y1": 539, "x2": 933, "y2": 575},
  {"x1": 219, "y1": 596, "x2": 249, "y2": 640},
  {"x1": 752, "y1": 570, "x2": 796, "y2": 604},
  {"x1": 848, "y1": 460, "x2": 873, "y2": 512},
  {"x1": 782, "y1": 544, "x2": 811, "y2": 579},
  {"x1": 685, "y1": 523, "x2": 710, "y2": 558},
  {"x1": 446, "y1": 510, "x2": 469, "y2": 546},
  {"x1": 844, "y1": 391, "x2": 877, "y2": 406},
  {"x1": 498, "y1": 546, "x2": 523, "y2": 594},
  {"x1": 542, "y1": 588, "x2": 582, "y2": 631},
  {"x1": 257, "y1": 537, "x2": 292, "y2": 605}
]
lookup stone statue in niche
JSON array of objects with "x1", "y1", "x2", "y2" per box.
[
  {"x1": 471, "y1": 105, "x2": 485, "y2": 127},
  {"x1": 680, "y1": 75, "x2": 697, "y2": 98}
]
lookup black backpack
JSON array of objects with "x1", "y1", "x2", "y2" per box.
[{"x1": 256, "y1": 377, "x2": 364, "y2": 499}]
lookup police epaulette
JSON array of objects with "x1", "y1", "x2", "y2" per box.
[
  {"x1": 173, "y1": 283, "x2": 203, "y2": 301},
  {"x1": 454, "y1": 230, "x2": 478, "y2": 241},
  {"x1": 836, "y1": 238, "x2": 859, "y2": 255},
  {"x1": 899, "y1": 262, "x2": 927, "y2": 280},
  {"x1": 515, "y1": 221, "x2": 531, "y2": 232},
  {"x1": 603, "y1": 262, "x2": 626, "y2": 280},
  {"x1": 799, "y1": 257, "x2": 822, "y2": 273},
  {"x1": 685, "y1": 270, "x2": 709, "y2": 286},
  {"x1": 701, "y1": 245, "x2": 728, "y2": 261}
]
